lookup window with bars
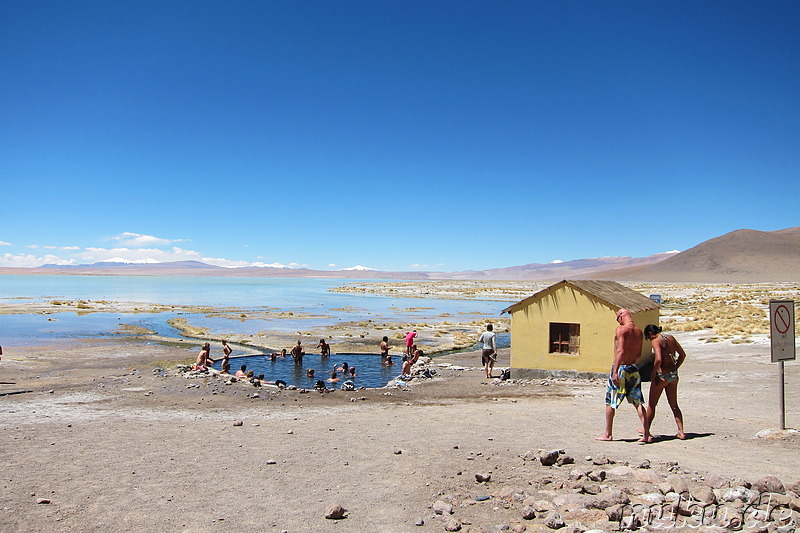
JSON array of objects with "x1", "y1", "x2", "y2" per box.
[{"x1": 549, "y1": 323, "x2": 580, "y2": 354}]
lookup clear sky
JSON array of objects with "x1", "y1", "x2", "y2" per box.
[{"x1": 1, "y1": 1, "x2": 798, "y2": 271}]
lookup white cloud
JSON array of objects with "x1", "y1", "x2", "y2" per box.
[
  {"x1": 0, "y1": 241, "x2": 10, "y2": 246},
  {"x1": 111, "y1": 232, "x2": 185, "y2": 248},
  {"x1": 550, "y1": 260, "x2": 564, "y2": 264},
  {"x1": 328, "y1": 263, "x2": 337, "y2": 267},
  {"x1": 79, "y1": 246, "x2": 202, "y2": 264},
  {"x1": 0, "y1": 253, "x2": 76, "y2": 267}
]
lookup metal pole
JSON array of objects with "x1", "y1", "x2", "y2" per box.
[{"x1": 779, "y1": 360, "x2": 785, "y2": 430}]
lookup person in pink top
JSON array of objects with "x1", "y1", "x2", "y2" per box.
[{"x1": 405, "y1": 330, "x2": 417, "y2": 357}]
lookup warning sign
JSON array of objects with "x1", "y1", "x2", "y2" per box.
[{"x1": 770, "y1": 300, "x2": 796, "y2": 362}]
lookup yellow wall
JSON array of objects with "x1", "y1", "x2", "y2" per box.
[{"x1": 509, "y1": 284, "x2": 659, "y2": 374}]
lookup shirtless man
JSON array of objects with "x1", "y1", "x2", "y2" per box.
[
  {"x1": 195, "y1": 342, "x2": 213, "y2": 369},
  {"x1": 380, "y1": 336, "x2": 392, "y2": 365},
  {"x1": 291, "y1": 340, "x2": 304, "y2": 365},
  {"x1": 597, "y1": 308, "x2": 647, "y2": 441}
]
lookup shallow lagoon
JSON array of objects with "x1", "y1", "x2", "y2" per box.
[{"x1": 0, "y1": 275, "x2": 507, "y2": 348}]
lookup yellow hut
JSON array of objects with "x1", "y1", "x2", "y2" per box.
[{"x1": 501, "y1": 280, "x2": 660, "y2": 379}]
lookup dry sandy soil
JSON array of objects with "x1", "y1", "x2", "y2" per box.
[{"x1": 1, "y1": 330, "x2": 798, "y2": 532}]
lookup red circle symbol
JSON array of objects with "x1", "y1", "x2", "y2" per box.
[{"x1": 774, "y1": 305, "x2": 792, "y2": 334}]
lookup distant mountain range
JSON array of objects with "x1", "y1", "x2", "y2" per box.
[{"x1": 3, "y1": 227, "x2": 799, "y2": 282}]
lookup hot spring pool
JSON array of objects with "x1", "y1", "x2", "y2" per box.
[{"x1": 212, "y1": 351, "x2": 403, "y2": 389}]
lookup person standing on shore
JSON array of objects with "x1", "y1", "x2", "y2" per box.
[
  {"x1": 640, "y1": 325, "x2": 687, "y2": 443},
  {"x1": 405, "y1": 330, "x2": 417, "y2": 357},
  {"x1": 597, "y1": 308, "x2": 647, "y2": 441},
  {"x1": 478, "y1": 324, "x2": 497, "y2": 378}
]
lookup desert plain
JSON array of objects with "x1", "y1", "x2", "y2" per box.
[{"x1": 1, "y1": 281, "x2": 799, "y2": 532}]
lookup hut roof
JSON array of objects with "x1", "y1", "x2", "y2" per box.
[{"x1": 501, "y1": 279, "x2": 661, "y2": 315}]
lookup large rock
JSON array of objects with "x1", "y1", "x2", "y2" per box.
[
  {"x1": 665, "y1": 474, "x2": 688, "y2": 494},
  {"x1": 443, "y1": 517, "x2": 462, "y2": 531},
  {"x1": 552, "y1": 493, "x2": 591, "y2": 512},
  {"x1": 752, "y1": 474, "x2": 785, "y2": 494},
  {"x1": 539, "y1": 449, "x2": 560, "y2": 466},
  {"x1": 324, "y1": 504, "x2": 347, "y2": 519},
  {"x1": 433, "y1": 500, "x2": 454, "y2": 515},
  {"x1": 691, "y1": 486, "x2": 717, "y2": 505},
  {"x1": 607, "y1": 465, "x2": 634, "y2": 477},
  {"x1": 587, "y1": 489, "x2": 630, "y2": 510},
  {"x1": 544, "y1": 510, "x2": 565, "y2": 529},
  {"x1": 633, "y1": 469, "x2": 662, "y2": 484}
]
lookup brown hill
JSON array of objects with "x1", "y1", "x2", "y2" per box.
[{"x1": 603, "y1": 227, "x2": 800, "y2": 282}]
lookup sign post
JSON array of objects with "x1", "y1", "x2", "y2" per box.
[{"x1": 769, "y1": 300, "x2": 796, "y2": 430}]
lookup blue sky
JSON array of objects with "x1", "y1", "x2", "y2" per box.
[{"x1": 2, "y1": 1, "x2": 798, "y2": 271}]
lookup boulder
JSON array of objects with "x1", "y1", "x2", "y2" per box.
[
  {"x1": 752, "y1": 474, "x2": 785, "y2": 494},
  {"x1": 539, "y1": 450, "x2": 560, "y2": 467},
  {"x1": 433, "y1": 500, "x2": 454, "y2": 515},
  {"x1": 544, "y1": 510, "x2": 565, "y2": 529},
  {"x1": 324, "y1": 504, "x2": 347, "y2": 519}
]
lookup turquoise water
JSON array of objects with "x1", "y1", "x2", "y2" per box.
[{"x1": 0, "y1": 275, "x2": 505, "y2": 346}]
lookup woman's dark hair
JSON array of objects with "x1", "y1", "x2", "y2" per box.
[{"x1": 644, "y1": 324, "x2": 663, "y2": 338}]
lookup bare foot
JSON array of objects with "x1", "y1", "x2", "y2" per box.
[
  {"x1": 637, "y1": 427, "x2": 644, "y2": 435},
  {"x1": 637, "y1": 437, "x2": 653, "y2": 444},
  {"x1": 595, "y1": 435, "x2": 613, "y2": 441},
  {"x1": 676, "y1": 432, "x2": 686, "y2": 440}
]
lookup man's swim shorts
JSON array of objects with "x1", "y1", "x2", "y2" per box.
[{"x1": 605, "y1": 364, "x2": 644, "y2": 409}]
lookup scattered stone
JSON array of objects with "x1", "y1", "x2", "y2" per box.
[
  {"x1": 475, "y1": 495, "x2": 490, "y2": 502},
  {"x1": 665, "y1": 474, "x2": 688, "y2": 494},
  {"x1": 394, "y1": 449, "x2": 402, "y2": 455},
  {"x1": 691, "y1": 485, "x2": 717, "y2": 505},
  {"x1": 607, "y1": 465, "x2": 633, "y2": 477},
  {"x1": 704, "y1": 473, "x2": 729, "y2": 489},
  {"x1": 591, "y1": 454, "x2": 611, "y2": 465},
  {"x1": 637, "y1": 459, "x2": 651, "y2": 469},
  {"x1": 538, "y1": 450, "x2": 560, "y2": 466},
  {"x1": 580, "y1": 483, "x2": 601, "y2": 495},
  {"x1": 233, "y1": 420, "x2": 243, "y2": 427},
  {"x1": 36, "y1": 498, "x2": 51, "y2": 504},
  {"x1": 521, "y1": 506, "x2": 536, "y2": 520},
  {"x1": 521, "y1": 451, "x2": 538, "y2": 462},
  {"x1": 752, "y1": 474, "x2": 785, "y2": 494},
  {"x1": 414, "y1": 516, "x2": 424, "y2": 526},
  {"x1": 544, "y1": 510, "x2": 565, "y2": 529},
  {"x1": 633, "y1": 469, "x2": 662, "y2": 484},
  {"x1": 433, "y1": 500, "x2": 454, "y2": 515},
  {"x1": 324, "y1": 504, "x2": 347, "y2": 519},
  {"x1": 443, "y1": 516, "x2": 462, "y2": 531},
  {"x1": 587, "y1": 470, "x2": 606, "y2": 482},
  {"x1": 556, "y1": 454, "x2": 574, "y2": 466},
  {"x1": 476, "y1": 473, "x2": 492, "y2": 483}
]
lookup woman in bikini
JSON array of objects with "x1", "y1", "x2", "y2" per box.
[{"x1": 641, "y1": 325, "x2": 686, "y2": 443}]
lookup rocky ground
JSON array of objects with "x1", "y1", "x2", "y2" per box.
[{"x1": 1, "y1": 329, "x2": 799, "y2": 532}]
